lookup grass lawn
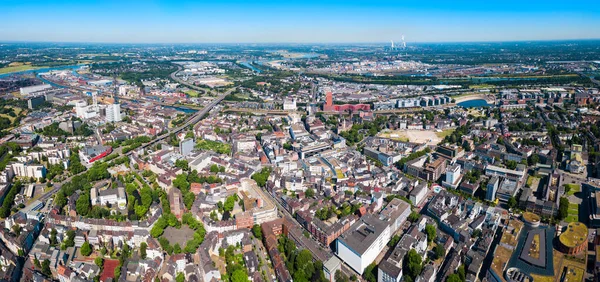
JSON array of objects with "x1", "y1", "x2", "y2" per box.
[
  {"x1": 184, "y1": 89, "x2": 200, "y2": 97},
  {"x1": 527, "y1": 176, "x2": 540, "y2": 187},
  {"x1": 196, "y1": 139, "x2": 232, "y2": 155},
  {"x1": 565, "y1": 203, "x2": 579, "y2": 223},
  {"x1": 435, "y1": 129, "x2": 455, "y2": 139},
  {"x1": 530, "y1": 274, "x2": 555, "y2": 282},
  {"x1": 0, "y1": 106, "x2": 23, "y2": 123},
  {"x1": 565, "y1": 184, "x2": 581, "y2": 196},
  {"x1": 0, "y1": 63, "x2": 41, "y2": 74},
  {"x1": 565, "y1": 215, "x2": 579, "y2": 223}
]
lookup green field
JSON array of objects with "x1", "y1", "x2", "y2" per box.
[
  {"x1": 435, "y1": 129, "x2": 455, "y2": 139},
  {"x1": 0, "y1": 64, "x2": 40, "y2": 74},
  {"x1": 184, "y1": 89, "x2": 200, "y2": 97},
  {"x1": 565, "y1": 184, "x2": 581, "y2": 196},
  {"x1": 565, "y1": 203, "x2": 579, "y2": 223}
]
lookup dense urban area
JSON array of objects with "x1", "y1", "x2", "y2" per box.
[{"x1": 0, "y1": 40, "x2": 599, "y2": 282}]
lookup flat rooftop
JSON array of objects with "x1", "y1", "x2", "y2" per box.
[
  {"x1": 559, "y1": 222, "x2": 587, "y2": 249},
  {"x1": 338, "y1": 214, "x2": 388, "y2": 256},
  {"x1": 508, "y1": 226, "x2": 555, "y2": 277},
  {"x1": 519, "y1": 229, "x2": 546, "y2": 268}
]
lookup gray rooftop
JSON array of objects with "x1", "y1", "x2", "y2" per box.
[{"x1": 338, "y1": 214, "x2": 388, "y2": 255}]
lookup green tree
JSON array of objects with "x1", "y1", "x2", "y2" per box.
[
  {"x1": 231, "y1": 269, "x2": 249, "y2": 282},
  {"x1": 176, "y1": 273, "x2": 185, "y2": 282},
  {"x1": 224, "y1": 195, "x2": 236, "y2": 212},
  {"x1": 558, "y1": 197, "x2": 569, "y2": 220},
  {"x1": 140, "y1": 242, "x2": 147, "y2": 259},
  {"x1": 408, "y1": 211, "x2": 420, "y2": 222},
  {"x1": 507, "y1": 196, "x2": 518, "y2": 209},
  {"x1": 295, "y1": 250, "x2": 315, "y2": 278},
  {"x1": 54, "y1": 190, "x2": 67, "y2": 211},
  {"x1": 80, "y1": 241, "x2": 93, "y2": 256},
  {"x1": 388, "y1": 235, "x2": 400, "y2": 248},
  {"x1": 114, "y1": 267, "x2": 121, "y2": 280},
  {"x1": 251, "y1": 167, "x2": 271, "y2": 187},
  {"x1": 252, "y1": 224, "x2": 263, "y2": 240},
  {"x1": 50, "y1": 228, "x2": 58, "y2": 246},
  {"x1": 433, "y1": 244, "x2": 446, "y2": 260},
  {"x1": 363, "y1": 263, "x2": 377, "y2": 282},
  {"x1": 173, "y1": 243, "x2": 182, "y2": 254},
  {"x1": 404, "y1": 249, "x2": 423, "y2": 280},
  {"x1": 95, "y1": 257, "x2": 104, "y2": 268},
  {"x1": 457, "y1": 265, "x2": 465, "y2": 281},
  {"x1": 528, "y1": 154, "x2": 540, "y2": 166},
  {"x1": 283, "y1": 142, "x2": 293, "y2": 150},
  {"x1": 175, "y1": 159, "x2": 189, "y2": 171},
  {"x1": 446, "y1": 274, "x2": 462, "y2": 282},
  {"x1": 305, "y1": 188, "x2": 315, "y2": 198},
  {"x1": 183, "y1": 192, "x2": 195, "y2": 210},
  {"x1": 173, "y1": 174, "x2": 190, "y2": 191},
  {"x1": 75, "y1": 192, "x2": 91, "y2": 216},
  {"x1": 42, "y1": 259, "x2": 52, "y2": 276},
  {"x1": 425, "y1": 224, "x2": 436, "y2": 244},
  {"x1": 505, "y1": 160, "x2": 517, "y2": 170},
  {"x1": 64, "y1": 230, "x2": 76, "y2": 248}
]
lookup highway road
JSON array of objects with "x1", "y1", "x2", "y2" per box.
[{"x1": 170, "y1": 66, "x2": 212, "y2": 94}]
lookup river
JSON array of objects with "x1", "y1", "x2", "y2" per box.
[{"x1": 239, "y1": 62, "x2": 262, "y2": 73}]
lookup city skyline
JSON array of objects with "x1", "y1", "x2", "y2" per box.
[{"x1": 1, "y1": 0, "x2": 599, "y2": 43}]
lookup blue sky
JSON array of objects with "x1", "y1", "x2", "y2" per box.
[{"x1": 1, "y1": 0, "x2": 599, "y2": 43}]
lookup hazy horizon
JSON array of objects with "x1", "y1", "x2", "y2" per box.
[{"x1": 2, "y1": 38, "x2": 600, "y2": 45}]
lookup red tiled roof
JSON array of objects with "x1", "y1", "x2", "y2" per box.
[
  {"x1": 100, "y1": 259, "x2": 119, "y2": 282},
  {"x1": 358, "y1": 206, "x2": 367, "y2": 216}
]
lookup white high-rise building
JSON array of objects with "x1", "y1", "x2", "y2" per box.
[
  {"x1": 75, "y1": 100, "x2": 98, "y2": 119},
  {"x1": 105, "y1": 104, "x2": 122, "y2": 122},
  {"x1": 442, "y1": 164, "x2": 463, "y2": 189}
]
